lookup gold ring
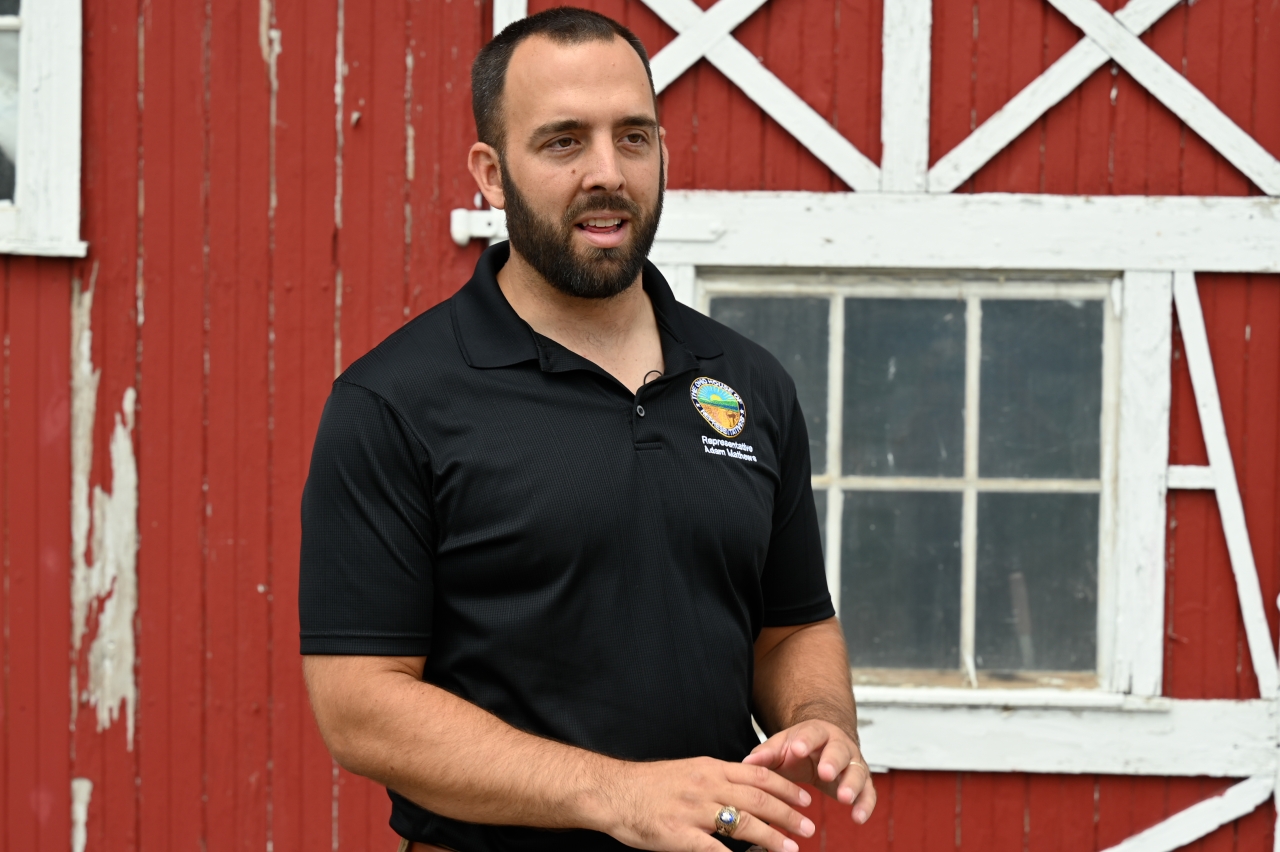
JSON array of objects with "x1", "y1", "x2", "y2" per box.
[{"x1": 714, "y1": 805, "x2": 741, "y2": 837}]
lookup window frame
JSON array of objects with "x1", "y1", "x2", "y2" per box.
[
  {"x1": 699, "y1": 272, "x2": 1122, "y2": 691},
  {"x1": 0, "y1": 0, "x2": 86, "y2": 256}
]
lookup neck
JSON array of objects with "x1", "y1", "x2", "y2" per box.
[
  {"x1": 496, "y1": 245, "x2": 665, "y2": 395},
  {"x1": 496, "y1": 246, "x2": 653, "y2": 352}
]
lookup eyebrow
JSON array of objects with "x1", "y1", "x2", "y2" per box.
[{"x1": 529, "y1": 115, "x2": 659, "y2": 142}]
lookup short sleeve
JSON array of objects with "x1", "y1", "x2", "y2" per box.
[
  {"x1": 299, "y1": 380, "x2": 436, "y2": 655},
  {"x1": 760, "y1": 392, "x2": 835, "y2": 627}
]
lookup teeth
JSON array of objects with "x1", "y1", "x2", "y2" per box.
[{"x1": 585, "y1": 218, "x2": 622, "y2": 228}]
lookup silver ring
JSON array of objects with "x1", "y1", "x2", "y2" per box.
[{"x1": 714, "y1": 805, "x2": 741, "y2": 837}]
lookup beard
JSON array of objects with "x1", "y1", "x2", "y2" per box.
[{"x1": 500, "y1": 157, "x2": 664, "y2": 300}]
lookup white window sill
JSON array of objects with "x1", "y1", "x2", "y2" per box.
[{"x1": 854, "y1": 685, "x2": 1172, "y2": 712}]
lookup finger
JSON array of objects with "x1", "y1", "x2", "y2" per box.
[
  {"x1": 814, "y1": 737, "x2": 854, "y2": 786},
  {"x1": 725, "y1": 782, "x2": 815, "y2": 839},
  {"x1": 724, "y1": 807, "x2": 801, "y2": 852},
  {"x1": 782, "y1": 720, "x2": 833, "y2": 764},
  {"x1": 850, "y1": 772, "x2": 877, "y2": 824},
  {"x1": 727, "y1": 762, "x2": 813, "y2": 808},
  {"x1": 743, "y1": 731, "x2": 790, "y2": 769},
  {"x1": 831, "y1": 757, "x2": 869, "y2": 805}
]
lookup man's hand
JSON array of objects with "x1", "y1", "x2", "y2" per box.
[
  {"x1": 600, "y1": 757, "x2": 816, "y2": 852},
  {"x1": 743, "y1": 720, "x2": 876, "y2": 824}
]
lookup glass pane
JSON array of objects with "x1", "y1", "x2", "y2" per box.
[
  {"x1": 844, "y1": 299, "x2": 965, "y2": 477},
  {"x1": 842, "y1": 491, "x2": 962, "y2": 668},
  {"x1": 0, "y1": 30, "x2": 15, "y2": 201},
  {"x1": 979, "y1": 300, "x2": 1103, "y2": 478},
  {"x1": 975, "y1": 493, "x2": 1098, "y2": 672},
  {"x1": 0, "y1": 2, "x2": 18, "y2": 15},
  {"x1": 813, "y1": 488, "x2": 827, "y2": 563},
  {"x1": 710, "y1": 297, "x2": 829, "y2": 474}
]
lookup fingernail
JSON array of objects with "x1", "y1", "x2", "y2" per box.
[
  {"x1": 799, "y1": 789, "x2": 812, "y2": 807},
  {"x1": 854, "y1": 808, "x2": 867, "y2": 823},
  {"x1": 800, "y1": 817, "x2": 816, "y2": 836},
  {"x1": 784, "y1": 840, "x2": 800, "y2": 852}
]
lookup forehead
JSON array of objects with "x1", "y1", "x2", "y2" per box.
[{"x1": 503, "y1": 35, "x2": 655, "y2": 138}]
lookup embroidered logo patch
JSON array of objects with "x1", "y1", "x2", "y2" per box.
[{"x1": 690, "y1": 377, "x2": 746, "y2": 437}]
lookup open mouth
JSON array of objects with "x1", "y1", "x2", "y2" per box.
[{"x1": 576, "y1": 217, "x2": 626, "y2": 236}]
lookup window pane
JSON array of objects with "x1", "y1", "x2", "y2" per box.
[
  {"x1": 0, "y1": 2, "x2": 18, "y2": 15},
  {"x1": 842, "y1": 491, "x2": 962, "y2": 668},
  {"x1": 710, "y1": 297, "x2": 828, "y2": 474},
  {"x1": 979, "y1": 300, "x2": 1103, "y2": 478},
  {"x1": 975, "y1": 493, "x2": 1098, "y2": 672},
  {"x1": 0, "y1": 29, "x2": 15, "y2": 201},
  {"x1": 844, "y1": 299, "x2": 965, "y2": 477}
]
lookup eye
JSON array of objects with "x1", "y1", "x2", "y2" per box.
[
  {"x1": 623, "y1": 132, "x2": 647, "y2": 145},
  {"x1": 549, "y1": 137, "x2": 576, "y2": 150}
]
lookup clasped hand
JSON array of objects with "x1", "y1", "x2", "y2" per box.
[{"x1": 602, "y1": 721, "x2": 875, "y2": 852}]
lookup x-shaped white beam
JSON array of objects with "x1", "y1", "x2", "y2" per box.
[
  {"x1": 930, "y1": 0, "x2": 1280, "y2": 194},
  {"x1": 644, "y1": 0, "x2": 882, "y2": 192}
]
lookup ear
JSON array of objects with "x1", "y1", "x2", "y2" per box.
[
  {"x1": 658, "y1": 126, "x2": 669, "y2": 191},
  {"x1": 467, "y1": 142, "x2": 507, "y2": 209}
]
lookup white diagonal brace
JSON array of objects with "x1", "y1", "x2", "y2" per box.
[
  {"x1": 650, "y1": 0, "x2": 769, "y2": 93},
  {"x1": 1047, "y1": 0, "x2": 1280, "y2": 195},
  {"x1": 929, "y1": 0, "x2": 1179, "y2": 193},
  {"x1": 880, "y1": 0, "x2": 932, "y2": 191},
  {"x1": 1101, "y1": 775, "x2": 1273, "y2": 852},
  {"x1": 643, "y1": 0, "x2": 881, "y2": 191},
  {"x1": 1172, "y1": 271, "x2": 1278, "y2": 699},
  {"x1": 492, "y1": 0, "x2": 526, "y2": 37}
]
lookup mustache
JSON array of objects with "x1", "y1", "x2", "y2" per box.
[{"x1": 562, "y1": 194, "x2": 642, "y2": 224}]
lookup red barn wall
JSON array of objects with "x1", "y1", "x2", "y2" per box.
[{"x1": 1, "y1": 0, "x2": 1277, "y2": 849}]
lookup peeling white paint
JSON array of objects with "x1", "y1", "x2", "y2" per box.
[
  {"x1": 70, "y1": 274, "x2": 141, "y2": 749},
  {"x1": 71, "y1": 777, "x2": 92, "y2": 852},
  {"x1": 70, "y1": 274, "x2": 99, "y2": 653}
]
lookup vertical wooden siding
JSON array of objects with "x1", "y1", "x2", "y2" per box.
[{"x1": 2, "y1": 0, "x2": 1278, "y2": 849}]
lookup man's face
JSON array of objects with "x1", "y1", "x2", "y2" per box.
[{"x1": 495, "y1": 35, "x2": 666, "y2": 299}]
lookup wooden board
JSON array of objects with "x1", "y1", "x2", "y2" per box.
[{"x1": 3, "y1": 0, "x2": 1277, "y2": 849}]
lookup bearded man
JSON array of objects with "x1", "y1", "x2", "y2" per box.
[{"x1": 299, "y1": 8, "x2": 875, "y2": 852}]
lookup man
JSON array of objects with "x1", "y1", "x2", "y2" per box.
[{"x1": 299, "y1": 8, "x2": 875, "y2": 852}]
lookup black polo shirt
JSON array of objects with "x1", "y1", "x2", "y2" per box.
[{"x1": 299, "y1": 242, "x2": 833, "y2": 851}]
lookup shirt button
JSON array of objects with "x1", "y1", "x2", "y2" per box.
[{"x1": 636, "y1": 404, "x2": 646, "y2": 417}]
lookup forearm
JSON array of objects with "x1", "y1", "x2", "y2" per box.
[
  {"x1": 304, "y1": 656, "x2": 619, "y2": 831},
  {"x1": 752, "y1": 618, "x2": 857, "y2": 742}
]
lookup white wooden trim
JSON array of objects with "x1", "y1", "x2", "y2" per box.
[
  {"x1": 491, "y1": 0, "x2": 526, "y2": 37},
  {"x1": 927, "y1": 0, "x2": 1180, "y2": 193},
  {"x1": 5, "y1": 0, "x2": 86, "y2": 256},
  {"x1": 1111, "y1": 271, "x2": 1172, "y2": 696},
  {"x1": 1096, "y1": 280, "x2": 1123, "y2": 690},
  {"x1": 649, "y1": 0, "x2": 768, "y2": 94},
  {"x1": 856, "y1": 698, "x2": 1278, "y2": 776},
  {"x1": 959, "y1": 296, "x2": 981, "y2": 685},
  {"x1": 856, "y1": 685, "x2": 1171, "y2": 710},
  {"x1": 1046, "y1": 0, "x2": 1280, "y2": 196},
  {"x1": 453, "y1": 193, "x2": 1280, "y2": 272},
  {"x1": 1172, "y1": 271, "x2": 1278, "y2": 698},
  {"x1": 1168, "y1": 465, "x2": 1215, "y2": 490},
  {"x1": 1101, "y1": 776, "x2": 1274, "y2": 852},
  {"x1": 811, "y1": 475, "x2": 1101, "y2": 492},
  {"x1": 880, "y1": 0, "x2": 932, "y2": 192},
  {"x1": 654, "y1": 262, "x2": 697, "y2": 307},
  {"x1": 642, "y1": 0, "x2": 881, "y2": 191}
]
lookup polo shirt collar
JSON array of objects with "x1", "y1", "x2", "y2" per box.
[{"x1": 451, "y1": 241, "x2": 723, "y2": 370}]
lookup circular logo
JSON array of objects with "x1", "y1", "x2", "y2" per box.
[{"x1": 690, "y1": 377, "x2": 746, "y2": 437}]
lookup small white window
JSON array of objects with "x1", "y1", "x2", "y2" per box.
[
  {"x1": 0, "y1": 0, "x2": 85, "y2": 256},
  {"x1": 701, "y1": 272, "x2": 1119, "y2": 692}
]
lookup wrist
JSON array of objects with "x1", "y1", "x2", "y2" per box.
[{"x1": 572, "y1": 753, "x2": 632, "y2": 835}]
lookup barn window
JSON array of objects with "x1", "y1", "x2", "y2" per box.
[
  {"x1": 0, "y1": 0, "x2": 85, "y2": 256},
  {"x1": 703, "y1": 273, "x2": 1117, "y2": 690}
]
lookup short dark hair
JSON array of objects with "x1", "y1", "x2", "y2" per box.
[{"x1": 471, "y1": 7, "x2": 656, "y2": 152}]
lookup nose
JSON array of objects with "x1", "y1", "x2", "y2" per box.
[{"x1": 580, "y1": 132, "x2": 625, "y2": 194}]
